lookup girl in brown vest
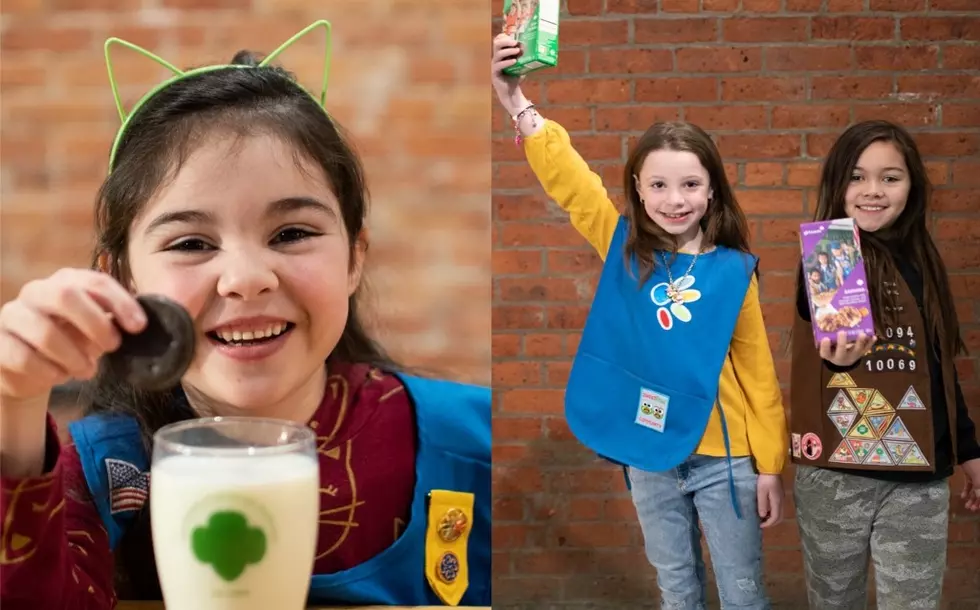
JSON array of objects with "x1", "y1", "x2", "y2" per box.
[{"x1": 789, "y1": 121, "x2": 980, "y2": 610}]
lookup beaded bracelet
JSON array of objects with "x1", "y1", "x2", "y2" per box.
[{"x1": 512, "y1": 103, "x2": 538, "y2": 146}]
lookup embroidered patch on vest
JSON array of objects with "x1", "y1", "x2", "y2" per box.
[
  {"x1": 827, "y1": 372, "x2": 856, "y2": 388},
  {"x1": 828, "y1": 439, "x2": 858, "y2": 463},
  {"x1": 898, "y1": 385, "x2": 926, "y2": 410},
  {"x1": 436, "y1": 551, "x2": 461, "y2": 584},
  {"x1": 650, "y1": 276, "x2": 701, "y2": 331},
  {"x1": 635, "y1": 388, "x2": 669, "y2": 433},
  {"x1": 827, "y1": 390, "x2": 858, "y2": 414},
  {"x1": 791, "y1": 433, "x2": 801, "y2": 458},
  {"x1": 825, "y1": 385, "x2": 929, "y2": 467},
  {"x1": 105, "y1": 458, "x2": 150, "y2": 514},
  {"x1": 801, "y1": 433, "x2": 822, "y2": 460}
]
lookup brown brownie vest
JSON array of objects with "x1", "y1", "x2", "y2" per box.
[{"x1": 790, "y1": 274, "x2": 958, "y2": 471}]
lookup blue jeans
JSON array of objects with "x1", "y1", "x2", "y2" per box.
[{"x1": 628, "y1": 455, "x2": 770, "y2": 610}]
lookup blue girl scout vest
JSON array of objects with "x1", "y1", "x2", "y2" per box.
[
  {"x1": 67, "y1": 374, "x2": 491, "y2": 607},
  {"x1": 565, "y1": 217, "x2": 756, "y2": 511}
]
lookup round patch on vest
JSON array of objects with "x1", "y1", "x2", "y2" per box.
[
  {"x1": 436, "y1": 551, "x2": 461, "y2": 584},
  {"x1": 104, "y1": 295, "x2": 195, "y2": 391},
  {"x1": 801, "y1": 433, "x2": 822, "y2": 460},
  {"x1": 437, "y1": 508, "x2": 468, "y2": 543}
]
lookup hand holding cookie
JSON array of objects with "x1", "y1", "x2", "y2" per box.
[
  {"x1": 818, "y1": 330, "x2": 876, "y2": 368},
  {"x1": 0, "y1": 268, "x2": 147, "y2": 403}
]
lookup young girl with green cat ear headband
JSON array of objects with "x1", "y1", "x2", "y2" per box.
[{"x1": 0, "y1": 20, "x2": 491, "y2": 608}]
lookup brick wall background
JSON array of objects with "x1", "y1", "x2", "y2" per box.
[
  {"x1": 491, "y1": 1, "x2": 979, "y2": 608},
  {"x1": 0, "y1": 0, "x2": 491, "y2": 386}
]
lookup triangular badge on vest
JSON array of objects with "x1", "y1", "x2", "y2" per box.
[{"x1": 826, "y1": 372, "x2": 856, "y2": 388}]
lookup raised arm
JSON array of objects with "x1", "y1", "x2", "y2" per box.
[{"x1": 491, "y1": 34, "x2": 621, "y2": 260}]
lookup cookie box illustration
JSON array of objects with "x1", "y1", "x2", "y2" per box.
[
  {"x1": 502, "y1": 0, "x2": 559, "y2": 76},
  {"x1": 799, "y1": 217, "x2": 876, "y2": 346}
]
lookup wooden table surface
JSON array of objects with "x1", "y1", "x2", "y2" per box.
[{"x1": 116, "y1": 602, "x2": 491, "y2": 610}]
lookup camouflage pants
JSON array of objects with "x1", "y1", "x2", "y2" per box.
[{"x1": 793, "y1": 466, "x2": 949, "y2": 610}]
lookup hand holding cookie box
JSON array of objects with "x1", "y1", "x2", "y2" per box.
[
  {"x1": 501, "y1": 0, "x2": 559, "y2": 76},
  {"x1": 799, "y1": 218, "x2": 875, "y2": 346}
]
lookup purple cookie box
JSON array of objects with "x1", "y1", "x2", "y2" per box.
[{"x1": 799, "y1": 218, "x2": 875, "y2": 346}]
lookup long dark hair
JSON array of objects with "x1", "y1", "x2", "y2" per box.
[
  {"x1": 800, "y1": 120, "x2": 964, "y2": 359},
  {"x1": 622, "y1": 121, "x2": 752, "y2": 283},
  {"x1": 75, "y1": 49, "x2": 396, "y2": 599}
]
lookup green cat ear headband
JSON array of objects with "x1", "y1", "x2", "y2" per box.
[{"x1": 105, "y1": 19, "x2": 332, "y2": 171}]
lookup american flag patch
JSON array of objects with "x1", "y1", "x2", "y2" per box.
[{"x1": 105, "y1": 458, "x2": 150, "y2": 514}]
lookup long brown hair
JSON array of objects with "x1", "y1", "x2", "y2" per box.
[
  {"x1": 622, "y1": 122, "x2": 752, "y2": 283},
  {"x1": 804, "y1": 120, "x2": 965, "y2": 359}
]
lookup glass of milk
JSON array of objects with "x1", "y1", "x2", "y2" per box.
[{"x1": 150, "y1": 417, "x2": 320, "y2": 610}]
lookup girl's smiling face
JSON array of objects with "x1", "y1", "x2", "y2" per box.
[
  {"x1": 634, "y1": 149, "x2": 713, "y2": 250},
  {"x1": 845, "y1": 140, "x2": 910, "y2": 232},
  {"x1": 125, "y1": 132, "x2": 364, "y2": 421}
]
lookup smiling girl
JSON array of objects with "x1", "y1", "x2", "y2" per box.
[
  {"x1": 790, "y1": 120, "x2": 980, "y2": 610},
  {"x1": 492, "y1": 34, "x2": 787, "y2": 609},
  {"x1": 0, "y1": 28, "x2": 490, "y2": 609}
]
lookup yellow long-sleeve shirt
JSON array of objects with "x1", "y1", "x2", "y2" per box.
[{"x1": 523, "y1": 120, "x2": 788, "y2": 475}]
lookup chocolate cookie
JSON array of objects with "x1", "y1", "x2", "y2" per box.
[{"x1": 103, "y1": 295, "x2": 196, "y2": 391}]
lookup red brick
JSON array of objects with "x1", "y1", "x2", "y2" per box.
[
  {"x1": 703, "y1": 0, "x2": 740, "y2": 8},
  {"x1": 852, "y1": 103, "x2": 938, "y2": 127},
  {"x1": 723, "y1": 18, "x2": 809, "y2": 42},
  {"x1": 934, "y1": 218, "x2": 980, "y2": 242},
  {"x1": 676, "y1": 47, "x2": 763, "y2": 72},
  {"x1": 743, "y1": 163, "x2": 785, "y2": 186},
  {"x1": 854, "y1": 44, "x2": 939, "y2": 71},
  {"x1": 826, "y1": 0, "x2": 864, "y2": 10},
  {"x1": 928, "y1": 0, "x2": 976, "y2": 7},
  {"x1": 914, "y1": 133, "x2": 980, "y2": 157},
  {"x1": 944, "y1": 45, "x2": 980, "y2": 70},
  {"x1": 546, "y1": 78, "x2": 631, "y2": 104},
  {"x1": 635, "y1": 18, "x2": 718, "y2": 43},
  {"x1": 493, "y1": 250, "x2": 544, "y2": 275},
  {"x1": 736, "y1": 189, "x2": 807, "y2": 214},
  {"x1": 685, "y1": 105, "x2": 768, "y2": 130},
  {"x1": 742, "y1": 0, "x2": 783, "y2": 11},
  {"x1": 870, "y1": 0, "x2": 925, "y2": 8},
  {"x1": 772, "y1": 104, "x2": 850, "y2": 129},
  {"x1": 524, "y1": 334, "x2": 564, "y2": 357},
  {"x1": 566, "y1": 0, "x2": 605, "y2": 15},
  {"x1": 594, "y1": 106, "x2": 680, "y2": 131},
  {"x1": 901, "y1": 17, "x2": 980, "y2": 41},
  {"x1": 898, "y1": 75, "x2": 980, "y2": 99},
  {"x1": 943, "y1": 104, "x2": 980, "y2": 127},
  {"x1": 785, "y1": 0, "x2": 821, "y2": 9},
  {"x1": 811, "y1": 75, "x2": 893, "y2": 99},
  {"x1": 722, "y1": 76, "x2": 806, "y2": 101},
  {"x1": 952, "y1": 161, "x2": 980, "y2": 186},
  {"x1": 1, "y1": 24, "x2": 94, "y2": 52},
  {"x1": 606, "y1": 0, "x2": 659, "y2": 11},
  {"x1": 813, "y1": 17, "x2": 896, "y2": 41},
  {"x1": 787, "y1": 162, "x2": 822, "y2": 187},
  {"x1": 807, "y1": 133, "x2": 840, "y2": 158},
  {"x1": 562, "y1": 19, "x2": 631, "y2": 46},
  {"x1": 933, "y1": 189, "x2": 979, "y2": 213},
  {"x1": 661, "y1": 0, "x2": 700, "y2": 11},
  {"x1": 766, "y1": 45, "x2": 853, "y2": 71},
  {"x1": 635, "y1": 77, "x2": 718, "y2": 103},
  {"x1": 716, "y1": 134, "x2": 802, "y2": 159},
  {"x1": 590, "y1": 48, "x2": 673, "y2": 74}
]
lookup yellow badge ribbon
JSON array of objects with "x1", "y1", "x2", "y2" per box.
[{"x1": 424, "y1": 489, "x2": 474, "y2": 606}]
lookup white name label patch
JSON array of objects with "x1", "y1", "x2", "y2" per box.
[{"x1": 635, "y1": 388, "x2": 670, "y2": 433}]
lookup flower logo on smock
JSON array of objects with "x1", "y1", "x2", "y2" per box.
[
  {"x1": 191, "y1": 510, "x2": 267, "y2": 582},
  {"x1": 650, "y1": 275, "x2": 701, "y2": 331}
]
